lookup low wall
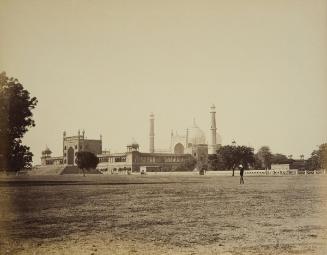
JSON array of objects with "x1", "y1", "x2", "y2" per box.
[{"x1": 141, "y1": 169, "x2": 327, "y2": 176}]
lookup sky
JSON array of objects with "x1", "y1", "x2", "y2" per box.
[{"x1": 0, "y1": 0, "x2": 326, "y2": 164}]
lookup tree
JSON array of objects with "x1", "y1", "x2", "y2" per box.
[
  {"x1": 218, "y1": 145, "x2": 255, "y2": 176},
  {"x1": 254, "y1": 154, "x2": 264, "y2": 170},
  {"x1": 236, "y1": 145, "x2": 255, "y2": 171},
  {"x1": 175, "y1": 158, "x2": 197, "y2": 171},
  {"x1": 319, "y1": 144, "x2": 327, "y2": 170},
  {"x1": 256, "y1": 146, "x2": 272, "y2": 170},
  {"x1": 0, "y1": 72, "x2": 38, "y2": 171},
  {"x1": 305, "y1": 150, "x2": 320, "y2": 170},
  {"x1": 306, "y1": 144, "x2": 327, "y2": 170},
  {"x1": 75, "y1": 151, "x2": 99, "y2": 176},
  {"x1": 208, "y1": 153, "x2": 225, "y2": 170},
  {"x1": 219, "y1": 145, "x2": 238, "y2": 172},
  {"x1": 271, "y1": 153, "x2": 291, "y2": 165}
]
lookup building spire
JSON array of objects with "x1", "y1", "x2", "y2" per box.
[
  {"x1": 186, "y1": 128, "x2": 189, "y2": 147},
  {"x1": 193, "y1": 118, "x2": 197, "y2": 127},
  {"x1": 149, "y1": 113, "x2": 155, "y2": 153},
  {"x1": 209, "y1": 104, "x2": 218, "y2": 154}
]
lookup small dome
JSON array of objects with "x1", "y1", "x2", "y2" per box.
[
  {"x1": 42, "y1": 146, "x2": 52, "y2": 155},
  {"x1": 189, "y1": 119, "x2": 206, "y2": 145},
  {"x1": 127, "y1": 138, "x2": 139, "y2": 148}
]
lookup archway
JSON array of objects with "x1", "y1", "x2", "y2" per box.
[
  {"x1": 174, "y1": 143, "x2": 184, "y2": 154},
  {"x1": 67, "y1": 147, "x2": 74, "y2": 165}
]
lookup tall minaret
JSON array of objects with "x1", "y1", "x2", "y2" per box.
[
  {"x1": 186, "y1": 128, "x2": 189, "y2": 148},
  {"x1": 149, "y1": 113, "x2": 155, "y2": 153},
  {"x1": 209, "y1": 104, "x2": 218, "y2": 154}
]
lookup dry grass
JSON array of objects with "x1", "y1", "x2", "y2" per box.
[{"x1": 0, "y1": 174, "x2": 327, "y2": 254}]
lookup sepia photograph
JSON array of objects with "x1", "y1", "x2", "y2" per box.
[{"x1": 0, "y1": 0, "x2": 327, "y2": 254}]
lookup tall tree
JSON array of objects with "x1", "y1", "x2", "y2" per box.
[
  {"x1": 0, "y1": 72, "x2": 37, "y2": 171},
  {"x1": 236, "y1": 145, "x2": 255, "y2": 171},
  {"x1": 208, "y1": 153, "x2": 225, "y2": 170},
  {"x1": 271, "y1": 153, "x2": 291, "y2": 165},
  {"x1": 319, "y1": 143, "x2": 327, "y2": 170},
  {"x1": 175, "y1": 158, "x2": 197, "y2": 171},
  {"x1": 218, "y1": 145, "x2": 255, "y2": 176},
  {"x1": 219, "y1": 145, "x2": 238, "y2": 172},
  {"x1": 256, "y1": 146, "x2": 272, "y2": 170},
  {"x1": 305, "y1": 150, "x2": 320, "y2": 170},
  {"x1": 75, "y1": 151, "x2": 99, "y2": 176}
]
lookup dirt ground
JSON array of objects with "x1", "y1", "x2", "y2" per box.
[{"x1": 0, "y1": 174, "x2": 327, "y2": 255}]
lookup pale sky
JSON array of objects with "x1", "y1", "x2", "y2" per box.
[{"x1": 0, "y1": 0, "x2": 326, "y2": 164}]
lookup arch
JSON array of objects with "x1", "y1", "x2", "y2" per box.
[
  {"x1": 67, "y1": 147, "x2": 74, "y2": 165},
  {"x1": 174, "y1": 143, "x2": 184, "y2": 154}
]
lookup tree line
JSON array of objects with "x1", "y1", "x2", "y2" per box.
[{"x1": 208, "y1": 144, "x2": 327, "y2": 172}]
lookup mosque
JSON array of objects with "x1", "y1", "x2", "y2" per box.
[{"x1": 39, "y1": 105, "x2": 222, "y2": 173}]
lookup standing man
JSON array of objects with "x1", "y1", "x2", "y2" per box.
[{"x1": 239, "y1": 164, "x2": 245, "y2": 184}]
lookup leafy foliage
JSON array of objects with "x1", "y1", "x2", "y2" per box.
[
  {"x1": 75, "y1": 151, "x2": 99, "y2": 176},
  {"x1": 306, "y1": 143, "x2": 327, "y2": 170},
  {"x1": 208, "y1": 145, "x2": 255, "y2": 175},
  {"x1": 256, "y1": 146, "x2": 272, "y2": 169},
  {"x1": 271, "y1": 153, "x2": 292, "y2": 165},
  {"x1": 0, "y1": 72, "x2": 37, "y2": 171},
  {"x1": 207, "y1": 153, "x2": 225, "y2": 170},
  {"x1": 175, "y1": 158, "x2": 197, "y2": 171}
]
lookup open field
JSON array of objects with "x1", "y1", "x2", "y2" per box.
[{"x1": 1, "y1": 174, "x2": 327, "y2": 255}]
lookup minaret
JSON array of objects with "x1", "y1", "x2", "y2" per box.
[
  {"x1": 149, "y1": 113, "x2": 155, "y2": 153},
  {"x1": 100, "y1": 134, "x2": 103, "y2": 153},
  {"x1": 209, "y1": 104, "x2": 218, "y2": 154},
  {"x1": 186, "y1": 128, "x2": 189, "y2": 148},
  {"x1": 63, "y1": 131, "x2": 66, "y2": 159},
  {"x1": 170, "y1": 129, "x2": 174, "y2": 151}
]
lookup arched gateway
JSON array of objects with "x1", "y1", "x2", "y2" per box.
[{"x1": 67, "y1": 147, "x2": 74, "y2": 165}]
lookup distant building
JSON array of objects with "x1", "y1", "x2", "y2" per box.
[
  {"x1": 271, "y1": 164, "x2": 290, "y2": 170},
  {"x1": 290, "y1": 159, "x2": 306, "y2": 170},
  {"x1": 40, "y1": 106, "x2": 222, "y2": 173},
  {"x1": 170, "y1": 104, "x2": 222, "y2": 155},
  {"x1": 62, "y1": 130, "x2": 102, "y2": 165}
]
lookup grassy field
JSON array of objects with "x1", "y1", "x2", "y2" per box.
[{"x1": 0, "y1": 174, "x2": 327, "y2": 255}]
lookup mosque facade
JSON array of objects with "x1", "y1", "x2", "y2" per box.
[{"x1": 40, "y1": 105, "x2": 222, "y2": 173}]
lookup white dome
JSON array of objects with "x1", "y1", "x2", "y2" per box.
[{"x1": 189, "y1": 120, "x2": 206, "y2": 145}]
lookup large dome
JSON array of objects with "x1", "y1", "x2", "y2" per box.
[{"x1": 188, "y1": 120, "x2": 206, "y2": 145}]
